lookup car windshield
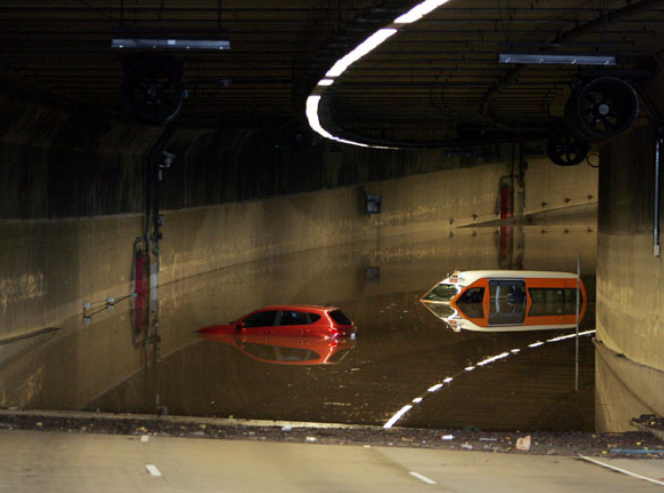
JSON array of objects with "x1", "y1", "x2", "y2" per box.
[{"x1": 423, "y1": 283, "x2": 459, "y2": 302}]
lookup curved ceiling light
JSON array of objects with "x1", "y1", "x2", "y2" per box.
[{"x1": 306, "y1": 0, "x2": 453, "y2": 150}]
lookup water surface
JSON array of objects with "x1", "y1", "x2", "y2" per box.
[{"x1": 0, "y1": 225, "x2": 597, "y2": 431}]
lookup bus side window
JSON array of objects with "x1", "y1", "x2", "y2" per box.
[
  {"x1": 458, "y1": 287, "x2": 484, "y2": 303},
  {"x1": 529, "y1": 288, "x2": 583, "y2": 304},
  {"x1": 489, "y1": 280, "x2": 526, "y2": 304}
]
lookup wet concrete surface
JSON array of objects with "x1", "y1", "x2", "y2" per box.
[
  {"x1": 0, "y1": 225, "x2": 600, "y2": 433},
  {"x1": 3, "y1": 429, "x2": 663, "y2": 493}
]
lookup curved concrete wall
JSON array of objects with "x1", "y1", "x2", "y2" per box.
[
  {"x1": 1, "y1": 162, "x2": 513, "y2": 341},
  {"x1": 0, "y1": 88, "x2": 476, "y2": 220},
  {"x1": 596, "y1": 126, "x2": 664, "y2": 430},
  {"x1": 0, "y1": 89, "x2": 599, "y2": 419},
  {"x1": 1, "y1": 155, "x2": 598, "y2": 341}
]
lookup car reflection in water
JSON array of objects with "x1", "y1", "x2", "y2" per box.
[
  {"x1": 198, "y1": 304, "x2": 357, "y2": 365},
  {"x1": 420, "y1": 270, "x2": 586, "y2": 332}
]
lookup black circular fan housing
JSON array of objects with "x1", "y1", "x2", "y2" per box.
[
  {"x1": 121, "y1": 58, "x2": 184, "y2": 125},
  {"x1": 565, "y1": 77, "x2": 639, "y2": 142},
  {"x1": 546, "y1": 130, "x2": 590, "y2": 166}
]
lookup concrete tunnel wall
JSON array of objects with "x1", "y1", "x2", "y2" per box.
[
  {"x1": 0, "y1": 88, "x2": 598, "y2": 355},
  {"x1": 0, "y1": 228, "x2": 597, "y2": 415},
  {"x1": 596, "y1": 123, "x2": 664, "y2": 431}
]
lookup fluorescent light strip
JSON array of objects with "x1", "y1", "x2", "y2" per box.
[
  {"x1": 428, "y1": 383, "x2": 443, "y2": 392},
  {"x1": 305, "y1": 96, "x2": 365, "y2": 145},
  {"x1": 306, "y1": 95, "x2": 395, "y2": 149},
  {"x1": 326, "y1": 28, "x2": 397, "y2": 78},
  {"x1": 395, "y1": 0, "x2": 451, "y2": 24},
  {"x1": 307, "y1": 0, "x2": 456, "y2": 148},
  {"x1": 306, "y1": 96, "x2": 335, "y2": 141}
]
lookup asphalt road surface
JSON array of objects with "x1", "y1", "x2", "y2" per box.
[{"x1": 1, "y1": 430, "x2": 662, "y2": 492}]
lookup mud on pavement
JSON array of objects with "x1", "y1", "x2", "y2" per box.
[{"x1": 1, "y1": 409, "x2": 663, "y2": 458}]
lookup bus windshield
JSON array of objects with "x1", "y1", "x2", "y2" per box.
[{"x1": 423, "y1": 284, "x2": 459, "y2": 302}]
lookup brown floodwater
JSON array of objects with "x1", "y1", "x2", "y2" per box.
[{"x1": 0, "y1": 224, "x2": 598, "y2": 431}]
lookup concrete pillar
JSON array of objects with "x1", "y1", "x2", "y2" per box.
[{"x1": 596, "y1": 127, "x2": 664, "y2": 430}]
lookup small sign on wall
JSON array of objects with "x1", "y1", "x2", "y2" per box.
[{"x1": 366, "y1": 194, "x2": 382, "y2": 214}]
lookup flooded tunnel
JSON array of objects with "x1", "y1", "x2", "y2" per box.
[
  {"x1": 1, "y1": 126, "x2": 601, "y2": 432},
  {"x1": 2, "y1": 3, "x2": 664, "y2": 491}
]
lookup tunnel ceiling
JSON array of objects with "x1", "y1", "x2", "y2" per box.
[{"x1": 2, "y1": 0, "x2": 664, "y2": 148}]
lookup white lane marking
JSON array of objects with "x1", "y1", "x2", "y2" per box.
[
  {"x1": 409, "y1": 471, "x2": 437, "y2": 485},
  {"x1": 141, "y1": 435, "x2": 149, "y2": 443},
  {"x1": 579, "y1": 456, "x2": 664, "y2": 487},
  {"x1": 145, "y1": 464, "x2": 162, "y2": 477}
]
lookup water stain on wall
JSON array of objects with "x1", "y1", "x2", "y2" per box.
[{"x1": 0, "y1": 272, "x2": 44, "y2": 314}]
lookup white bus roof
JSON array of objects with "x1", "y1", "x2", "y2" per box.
[{"x1": 441, "y1": 270, "x2": 577, "y2": 286}]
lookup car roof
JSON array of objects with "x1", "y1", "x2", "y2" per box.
[{"x1": 255, "y1": 304, "x2": 338, "y2": 313}]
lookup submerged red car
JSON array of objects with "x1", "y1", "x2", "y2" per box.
[{"x1": 198, "y1": 304, "x2": 357, "y2": 340}]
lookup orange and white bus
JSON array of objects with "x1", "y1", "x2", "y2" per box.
[{"x1": 420, "y1": 270, "x2": 586, "y2": 332}]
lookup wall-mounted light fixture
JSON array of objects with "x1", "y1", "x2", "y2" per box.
[
  {"x1": 394, "y1": 0, "x2": 452, "y2": 24},
  {"x1": 498, "y1": 53, "x2": 615, "y2": 66},
  {"x1": 112, "y1": 38, "x2": 231, "y2": 50},
  {"x1": 325, "y1": 28, "x2": 397, "y2": 78},
  {"x1": 111, "y1": 26, "x2": 230, "y2": 51}
]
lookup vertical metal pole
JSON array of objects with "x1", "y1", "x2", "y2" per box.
[
  {"x1": 575, "y1": 253, "x2": 580, "y2": 392},
  {"x1": 144, "y1": 156, "x2": 152, "y2": 263},
  {"x1": 655, "y1": 132, "x2": 661, "y2": 257}
]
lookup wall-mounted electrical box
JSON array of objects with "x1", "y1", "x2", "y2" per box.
[{"x1": 366, "y1": 194, "x2": 382, "y2": 214}]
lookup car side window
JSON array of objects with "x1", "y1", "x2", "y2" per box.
[
  {"x1": 243, "y1": 310, "x2": 278, "y2": 328},
  {"x1": 276, "y1": 311, "x2": 321, "y2": 326}
]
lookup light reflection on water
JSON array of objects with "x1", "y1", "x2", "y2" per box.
[{"x1": 1, "y1": 226, "x2": 597, "y2": 431}]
